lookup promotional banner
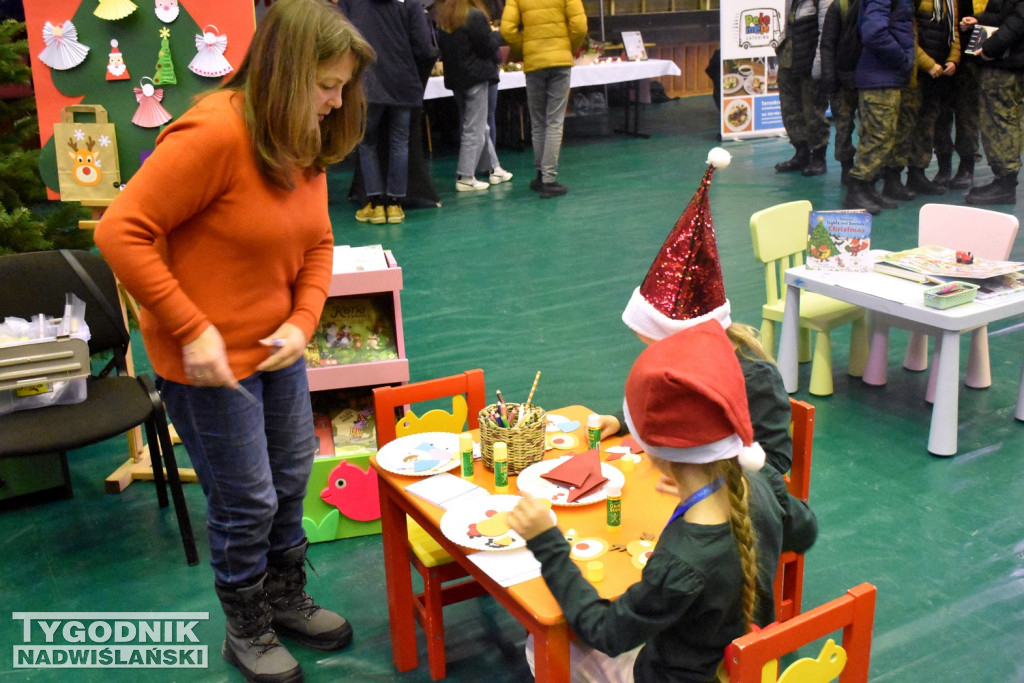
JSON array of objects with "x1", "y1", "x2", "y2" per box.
[{"x1": 719, "y1": 0, "x2": 786, "y2": 140}]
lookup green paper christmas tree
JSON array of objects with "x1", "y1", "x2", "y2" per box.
[{"x1": 153, "y1": 27, "x2": 176, "y2": 86}]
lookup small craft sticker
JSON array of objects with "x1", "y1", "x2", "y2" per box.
[
  {"x1": 546, "y1": 433, "x2": 579, "y2": 450},
  {"x1": 131, "y1": 77, "x2": 172, "y2": 128},
  {"x1": 569, "y1": 537, "x2": 609, "y2": 561},
  {"x1": 155, "y1": 0, "x2": 180, "y2": 23},
  {"x1": 39, "y1": 20, "x2": 90, "y2": 71},
  {"x1": 189, "y1": 25, "x2": 233, "y2": 78},
  {"x1": 106, "y1": 39, "x2": 129, "y2": 81},
  {"x1": 94, "y1": 0, "x2": 139, "y2": 21}
]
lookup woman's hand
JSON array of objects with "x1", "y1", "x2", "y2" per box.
[
  {"x1": 256, "y1": 322, "x2": 307, "y2": 372},
  {"x1": 183, "y1": 325, "x2": 235, "y2": 387},
  {"x1": 507, "y1": 493, "x2": 555, "y2": 541}
]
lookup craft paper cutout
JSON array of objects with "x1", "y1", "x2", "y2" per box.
[
  {"x1": 557, "y1": 420, "x2": 580, "y2": 432},
  {"x1": 189, "y1": 25, "x2": 233, "y2": 78},
  {"x1": 155, "y1": 0, "x2": 180, "y2": 23},
  {"x1": 546, "y1": 433, "x2": 578, "y2": 451},
  {"x1": 568, "y1": 468, "x2": 609, "y2": 503},
  {"x1": 106, "y1": 39, "x2": 129, "y2": 81},
  {"x1": 319, "y1": 460, "x2": 381, "y2": 522},
  {"x1": 153, "y1": 27, "x2": 177, "y2": 86},
  {"x1": 39, "y1": 21, "x2": 90, "y2": 71},
  {"x1": 620, "y1": 435, "x2": 643, "y2": 453},
  {"x1": 413, "y1": 459, "x2": 441, "y2": 473},
  {"x1": 569, "y1": 537, "x2": 609, "y2": 561},
  {"x1": 541, "y1": 450, "x2": 598, "y2": 488},
  {"x1": 94, "y1": 0, "x2": 139, "y2": 21},
  {"x1": 545, "y1": 414, "x2": 570, "y2": 432},
  {"x1": 604, "y1": 446, "x2": 630, "y2": 461},
  {"x1": 132, "y1": 77, "x2": 172, "y2": 128}
]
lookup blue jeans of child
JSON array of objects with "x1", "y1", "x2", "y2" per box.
[
  {"x1": 454, "y1": 81, "x2": 499, "y2": 179},
  {"x1": 359, "y1": 103, "x2": 412, "y2": 200},
  {"x1": 525, "y1": 66, "x2": 571, "y2": 183},
  {"x1": 156, "y1": 358, "x2": 315, "y2": 587}
]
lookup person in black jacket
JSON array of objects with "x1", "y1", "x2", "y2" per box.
[
  {"x1": 774, "y1": 0, "x2": 832, "y2": 175},
  {"x1": 338, "y1": 0, "x2": 438, "y2": 224},
  {"x1": 820, "y1": 0, "x2": 862, "y2": 185},
  {"x1": 436, "y1": 0, "x2": 513, "y2": 190},
  {"x1": 961, "y1": 0, "x2": 1024, "y2": 205}
]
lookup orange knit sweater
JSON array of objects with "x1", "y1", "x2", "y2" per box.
[{"x1": 95, "y1": 90, "x2": 335, "y2": 384}]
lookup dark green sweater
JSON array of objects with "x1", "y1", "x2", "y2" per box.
[{"x1": 526, "y1": 468, "x2": 817, "y2": 683}]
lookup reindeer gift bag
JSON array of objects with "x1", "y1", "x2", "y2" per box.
[{"x1": 53, "y1": 104, "x2": 122, "y2": 202}]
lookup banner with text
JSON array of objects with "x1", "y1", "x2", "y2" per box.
[{"x1": 719, "y1": 0, "x2": 787, "y2": 140}]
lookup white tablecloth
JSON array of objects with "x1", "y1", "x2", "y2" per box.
[{"x1": 423, "y1": 58, "x2": 682, "y2": 100}]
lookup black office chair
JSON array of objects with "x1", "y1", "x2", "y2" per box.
[{"x1": 0, "y1": 249, "x2": 199, "y2": 565}]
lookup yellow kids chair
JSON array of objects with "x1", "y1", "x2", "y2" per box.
[
  {"x1": 372, "y1": 369, "x2": 488, "y2": 680},
  {"x1": 750, "y1": 200, "x2": 869, "y2": 396}
]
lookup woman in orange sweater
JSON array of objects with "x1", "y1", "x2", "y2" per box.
[{"x1": 95, "y1": 1, "x2": 374, "y2": 681}]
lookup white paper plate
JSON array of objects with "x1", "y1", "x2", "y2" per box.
[
  {"x1": 375, "y1": 432, "x2": 460, "y2": 477},
  {"x1": 440, "y1": 494, "x2": 554, "y2": 551},
  {"x1": 516, "y1": 456, "x2": 626, "y2": 506},
  {"x1": 722, "y1": 72, "x2": 743, "y2": 94}
]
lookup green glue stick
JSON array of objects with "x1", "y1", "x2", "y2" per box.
[
  {"x1": 606, "y1": 484, "x2": 622, "y2": 528},
  {"x1": 493, "y1": 441, "x2": 509, "y2": 493},
  {"x1": 460, "y1": 432, "x2": 474, "y2": 479},
  {"x1": 587, "y1": 413, "x2": 602, "y2": 451}
]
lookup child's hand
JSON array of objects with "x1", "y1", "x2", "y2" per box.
[
  {"x1": 508, "y1": 493, "x2": 555, "y2": 540},
  {"x1": 654, "y1": 474, "x2": 680, "y2": 497},
  {"x1": 598, "y1": 414, "x2": 621, "y2": 439}
]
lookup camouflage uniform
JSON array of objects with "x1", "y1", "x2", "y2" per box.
[
  {"x1": 850, "y1": 88, "x2": 902, "y2": 181},
  {"x1": 978, "y1": 67, "x2": 1024, "y2": 175},
  {"x1": 887, "y1": 84, "x2": 922, "y2": 169},
  {"x1": 778, "y1": 65, "x2": 831, "y2": 149},
  {"x1": 831, "y1": 87, "x2": 859, "y2": 163}
]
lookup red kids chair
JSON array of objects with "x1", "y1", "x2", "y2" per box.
[{"x1": 774, "y1": 397, "x2": 815, "y2": 622}]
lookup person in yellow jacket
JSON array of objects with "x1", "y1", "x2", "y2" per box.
[{"x1": 501, "y1": 0, "x2": 588, "y2": 198}]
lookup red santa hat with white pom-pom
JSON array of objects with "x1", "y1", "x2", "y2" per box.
[
  {"x1": 622, "y1": 318, "x2": 765, "y2": 471},
  {"x1": 622, "y1": 147, "x2": 733, "y2": 340}
]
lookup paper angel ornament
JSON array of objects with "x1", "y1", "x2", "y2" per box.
[
  {"x1": 106, "y1": 40, "x2": 130, "y2": 81},
  {"x1": 94, "y1": 0, "x2": 139, "y2": 21},
  {"x1": 38, "y1": 20, "x2": 90, "y2": 71},
  {"x1": 189, "y1": 26, "x2": 233, "y2": 78},
  {"x1": 132, "y1": 78, "x2": 172, "y2": 128}
]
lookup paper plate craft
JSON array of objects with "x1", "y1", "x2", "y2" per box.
[
  {"x1": 440, "y1": 494, "x2": 552, "y2": 551},
  {"x1": 375, "y1": 431, "x2": 461, "y2": 476},
  {"x1": 132, "y1": 77, "x2": 172, "y2": 128},
  {"x1": 546, "y1": 432, "x2": 578, "y2": 451},
  {"x1": 518, "y1": 453, "x2": 625, "y2": 505},
  {"x1": 189, "y1": 25, "x2": 234, "y2": 78},
  {"x1": 569, "y1": 537, "x2": 608, "y2": 561},
  {"x1": 94, "y1": 0, "x2": 139, "y2": 21},
  {"x1": 39, "y1": 21, "x2": 90, "y2": 71}
]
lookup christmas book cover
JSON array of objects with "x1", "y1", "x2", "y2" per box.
[{"x1": 807, "y1": 210, "x2": 872, "y2": 272}]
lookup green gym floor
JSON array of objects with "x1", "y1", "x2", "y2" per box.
[{"x1": 2, "y1": 95, "x2": 1023, "y2": 682}]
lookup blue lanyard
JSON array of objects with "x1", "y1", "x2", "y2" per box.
[{"x1": 666, "y1": 476, "x2": 726, "y2": 528}]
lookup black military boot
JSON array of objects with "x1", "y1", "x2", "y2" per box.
[
  {"x1": 266, "y1": 539, "x2": 353, "y2": 651},
  {"x1": 966, "y1": 173, "x2": 1018, "y2": 205},
  {"x1": 775, "y1": 143, "x2": 811, "y2": 172},
  {"x1": 843, "y1": 178, "x2": 882, "y2": 214},
  {"x1": 882, "y1": 167, "x2": 916, "y2": 201},
  {"x1": 216, "y1": 577, "x2": 303, "y2": 683},
  {"x1": 949, "y1": 157, "x2": 975, "y2": 190},
  {"x1": 802, "y1": 146, "x2": 828, "y2": 176},
  {"x1": 932, "y1": 154, "x2": 953, "y2": 187},
  {"x1": 906, "y1": 167, "x2": 946, "y2": 195},
  {"x1": 840, "y1": 160, "x2": 853, "y2": 186},
  {"x1": 866, "y1": 176, "x2": 899, "y2": 209}
]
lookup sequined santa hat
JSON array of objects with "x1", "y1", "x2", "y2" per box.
[
  {"x1": 623, "y1": 319, "x2": 765, "y2": 471},
  {"x1": 622, "y1": 147, "x2": 732, "y2": 341}
]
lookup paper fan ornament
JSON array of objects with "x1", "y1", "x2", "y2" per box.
[
  {"x1": 132, "y1": 77, "x2": 172, "y2": 128},
  {"x1": 94, "y1": 0, "x2": 139, "y2": 21},
  {"x1": 106, "y1": 40, "x2": 130, "y2": 81},
  {"x1": 38, "y1": 21, "x2": 90, "y2": 71},
  {"x1": 189, "y1": 26, "x2": 233, "y2": 78}
]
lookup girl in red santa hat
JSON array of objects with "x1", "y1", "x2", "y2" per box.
[{"x1": 509, "y1": 320, "x2": 818, "y2": 683}]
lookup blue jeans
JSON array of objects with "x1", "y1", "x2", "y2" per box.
[
  {"x1": 359, "y1": 103, "x2": 412, "y2": 199},
  {"x1": 454, "y1": 82, "x2": 499, "y2": 179},
  {"x1": 156, "y1": 358, "x2": 315, "y2": 587},
  {"x1": 525, "y1": 67, "x2": 571, "y2": 183}
]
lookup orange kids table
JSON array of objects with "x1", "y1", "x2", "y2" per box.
[{"x1": 370, "y1": 405, "x2": 679, "y2": 682}]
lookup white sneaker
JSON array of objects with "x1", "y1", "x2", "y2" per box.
[
  {"x1": 456, "y1": 177, "x2": 489, "y2": 192},
  {"x1": 489, "y1": 167, "x2": 514, "y2": 185}
]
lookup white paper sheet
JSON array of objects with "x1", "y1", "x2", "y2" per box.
[{"x1": 467, "y1": 547, "x2": 542, "y2": 588}]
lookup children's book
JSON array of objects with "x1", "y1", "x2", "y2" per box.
[
  {"x1": 333, "y1": 244, "x2": 388, "y2": 273},
  {"x1": 881, "y1": 245, "x2": 1024, "y2": 279},
  {"x1": 965, "y1": 25, "x2": 1003, "y2": 57},
  {"x1": 310, "y1": 388, "x2": 377, "y2": 458},
  {"x1": 806, "y1": 210, "x2": 872, "y2": 271},
  {"x1": 306, "y1": 295, "x2": 399, "y2": 368}
]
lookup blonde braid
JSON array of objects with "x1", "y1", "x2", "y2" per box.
[{"x1": 718, "y1": 459, "x2": 758, "y2": 631}]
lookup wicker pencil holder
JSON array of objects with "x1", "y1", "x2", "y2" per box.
[
  {"x1": 478, "y1": 403, "x2": 547, "y2": 474},
  {"x1": 923, "y1": 281, "x2": 979, "y2": 309}
]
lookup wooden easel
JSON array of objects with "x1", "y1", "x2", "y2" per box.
[{"x1": 79, "y1": 200, "x2": 198, "y2": 493}]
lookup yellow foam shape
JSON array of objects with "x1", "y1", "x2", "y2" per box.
[
  {"x1": 476, "y1": 511, "x2": 510, "y2": 537},
  {"x1": 397, "y1": 395, "x2": 468, "y2": 437}
]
